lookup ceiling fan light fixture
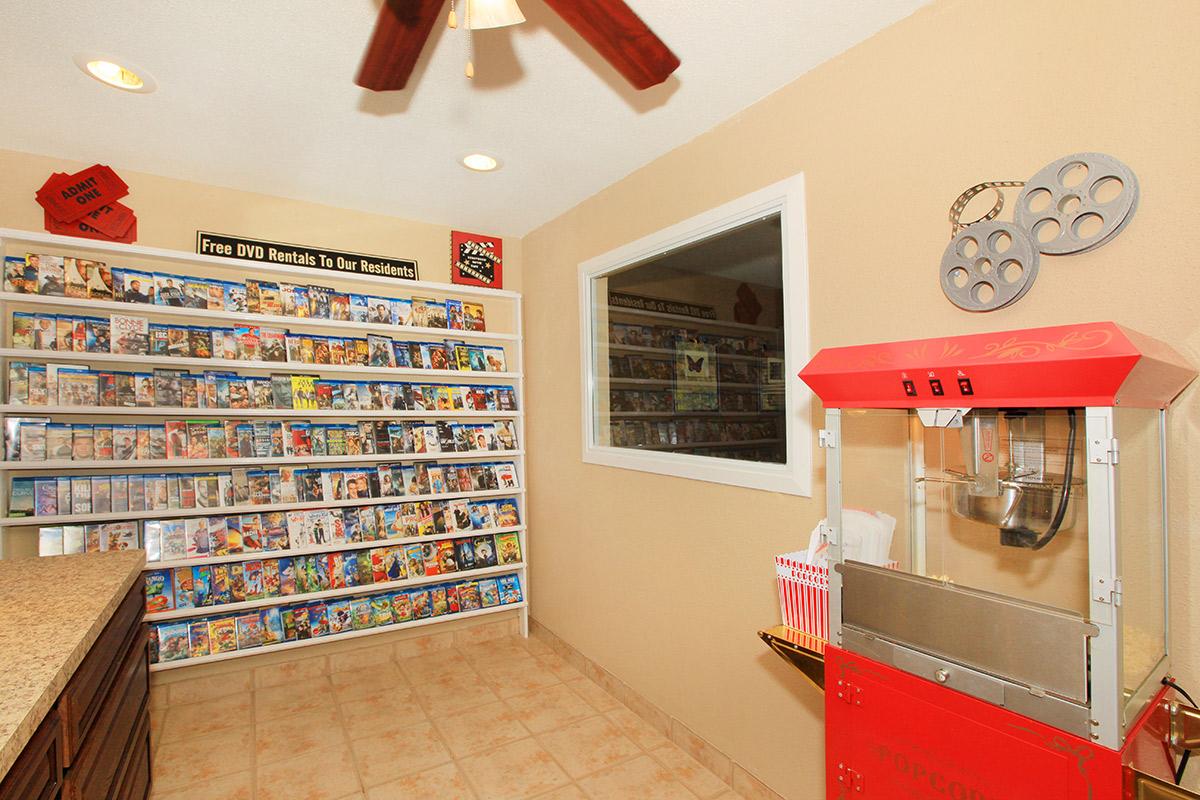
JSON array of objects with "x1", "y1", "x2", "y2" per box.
[
  {"x1": 467, "y1": 0, "x2": 526, "y2": 30},
  {"x1": 461, "y1": 153, "x2": 500, "y2": 172}
]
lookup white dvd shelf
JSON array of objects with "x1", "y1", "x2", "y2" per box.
[
  {"x1": 148, "y1": 523, "x2": 526, "y2": 572},
  {"x1": 0, "y1": 486, "x2": 522, "y2": 528},
  {"x1": 146, "y1": 562, "x2": 525, "y2": 623},
  {"x1": 0, "y1": 404, "x2": 521, "y2": 419},
  {"x1": 0, "y1": 449, "x2": 525, "y2": 471},
  {"x1": 0, "y1": 228, "x2": 528, "y2": 668},
  {"x1": 0, "y1": 347, "x2": 520, "y2": 380}
]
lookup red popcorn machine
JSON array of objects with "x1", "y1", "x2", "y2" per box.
[{"x1": 763, "y1": 322, "x2": 1200, "y2": 799}]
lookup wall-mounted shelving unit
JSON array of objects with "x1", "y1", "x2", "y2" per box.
[{"x1": 0, "y1": 228, "x2": 528, "y2": 669}]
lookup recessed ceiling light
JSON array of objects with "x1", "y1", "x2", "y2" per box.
[
  {"x1": 73, "y1": 53, "x2": 156, "y2": 93},
  {"x1": 461, "y1": 153, "x2": 500, "y2": 172}
]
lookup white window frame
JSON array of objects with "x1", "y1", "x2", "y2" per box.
[{"x1": 578, "y1": 174, "x2": 812, "y2": 496}]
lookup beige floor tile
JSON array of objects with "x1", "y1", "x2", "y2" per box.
[
  {"x1": 458, "y1": 737, "x2": 571, "y2": 800},
  {"x1": 165, "y1": 669, "x2": 253, "y2": 705},
  {"x1": 150, "y1": 769, "x2": 253, "y2": 800},
  {"x1": 339, "y1": 687, "x2": 427, "y2": 738},
  {"x1": 256, "y1": 704, "x2": 344, "y2": 764},
  {"x1": 159, "y1": 692, "x2": 252, "y2": 742},
  {"x1": 257, "y1": 741, "x2": 362, "y2": 800},
  {"x1": 254, "y1": 654, "x2": 330, "y2": 689},
  {"x1": 578, "y1": 755, "x2": 697, "y2": 800},
  {"x1": 330, "y1": 644, "x2": 395, "y2": 674},
  {"x1": 350, "y1": 719, "x2": 453, "y2": 788},
  {"x1": 255, "y1": 678, "x2": 337, "y2": 721},
  {"x1": 670, "y1": 721, "x2": 733, "y2": 784},
  {"x1": 478, "y1": 655, "x2": 562, "y2": 698},
  {"x1": 518, "y1": 635, "x2": 555, "y2": 658},
  {"x1": 153, "y1": 726, "x2": 254, "y2": 794},
  {"x1": 536, "y1": 715, "x2": 641, "y2": 779},
  {"x1": 505, "y1": 683, "x2": 597, "y2": 734},
  {"x1": 414, "y1": 671, "x2": 501, "y2": 715},
  {"x1": 399, "y1": 650, "x2": 478, "y2": 683},
  {"x1": 329, "y1": 662, "x2": 407, "y2": 703},
  {"x1": 431, "y1": 699, "x2": 529, "y2": 758},
  {"x1": 393, "y1": 630, "x2": 455, "y2": 659},
  {"x1": 565, "y1": 678, "x2": 622, "y2": 713},
  {"x1": 452, "y1": 620, "x2": 516, "y2": 648},
  {"x1": 365, "y1": 762, "x2": 477, "y2": 800},
  {"x1": 536, "y1": 654, "x2": 586, "y2": 683},
  {"x1": 150, "y1": 715, "x2": 163, "y2": 755},
  {"x1": 606, "y1": 707, "x2": 670, "y2": 751},
  {"x1": 651, "y1": 743, "x2": 730, "y2": 799},
  {"x1": 459, "y1": 638, "x2": 530, "y2": 667},
  {"x1": 531, "y1": 785, "x2": 589, "y2": 800}
]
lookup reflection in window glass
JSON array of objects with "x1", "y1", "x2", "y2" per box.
[{"x1": 591, "y1": 214, "x2": 786, "y2": 464}]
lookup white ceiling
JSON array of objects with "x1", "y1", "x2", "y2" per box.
[{"x1": 0, "y1": 1, "x2": 927, "y2": 236}]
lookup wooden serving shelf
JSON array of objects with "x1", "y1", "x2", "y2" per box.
[{"x1": 757, "y1": 625, "x2": 827, "y2": 691}]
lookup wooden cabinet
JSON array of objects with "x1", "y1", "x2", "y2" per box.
[
  {"x1": 0, "y1": 582, "x2": 150, "y2": 800},
  {"x1": 59, "y1": 586, "x2": 145, "y2": 768},
  {"x1": 0, "y1": 708, "x2": 63, "y2": 800}
]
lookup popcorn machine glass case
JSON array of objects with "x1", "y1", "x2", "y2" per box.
[{"x1": 799, "y1": 322, "x2": 1196, "y2": 797}]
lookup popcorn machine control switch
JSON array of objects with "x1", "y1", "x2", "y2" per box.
[
  {"x1": 928, "y1": 378, "x2": 945, "y2": 396},
  {"x1": 902, "y1": 380, "x2": 918, "y2": 397},
  {"x1": 957, "y1": 378, "x2": 974, "y2": 395}
]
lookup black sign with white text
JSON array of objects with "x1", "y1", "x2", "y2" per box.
[
  {"x1": 196, "y1": 231, "x2": 419, "y2": 281},
  {"x1": 608, "y1": 291, "x2": 717, "y2": 320}
]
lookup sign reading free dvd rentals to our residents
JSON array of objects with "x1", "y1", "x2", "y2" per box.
[{"x1": 196, "y1": 231, "x2": 418, "y2": 281}]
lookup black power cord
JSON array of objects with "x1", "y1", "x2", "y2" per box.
[
  {"x1": 1163, "y1": 677, "x2": 1196, "y2": 785},
  {"x1": 999, "y1": 409, "x2": 1077, "y2": 550}
]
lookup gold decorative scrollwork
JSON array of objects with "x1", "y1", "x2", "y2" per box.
[{"x1": 970, "y1": 329, "x2": 1114, "y2": 362}]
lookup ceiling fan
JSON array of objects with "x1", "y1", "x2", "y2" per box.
[{"x1": 356, "y1": 0, "x2": 680, "y2": 92}]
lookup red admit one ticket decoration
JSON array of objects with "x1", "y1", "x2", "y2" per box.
[
  {"x1": 44, "y1": 208, "x2": 137, "y2": 244},
  {"x1": 36, "y1": 167, "x2": 137, "y2": 244},
  {"x1": 78, "y1": 201, "x2": 136, "y2": 239},
  {"x1": 36, "y1": 165, "x2": 129, "y2": 223}
]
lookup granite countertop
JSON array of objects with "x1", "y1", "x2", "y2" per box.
[{"x1": 0, "y1": 550, "x2": 145, "y2": 779}]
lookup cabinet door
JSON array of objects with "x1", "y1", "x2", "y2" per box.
[
  {"x1": 59, "y1": 582, "x2": 144, "y2": 766},
  {"x1": 0, "y1": 707, "x2": 63, "y2": 800},
  {"x1": 61, "y1": 637, "x2": 149, "y2": 800},
  {"x1": 111, "y1": 706, "x2": 151, "y2": 800}
]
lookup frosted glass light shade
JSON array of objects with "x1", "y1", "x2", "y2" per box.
[{"x1": 468, "y1": 0, "x2": 526, "y2": 29}]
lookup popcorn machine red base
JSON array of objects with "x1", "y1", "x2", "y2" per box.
[
  {"x1": 825, "y1": 646, "x2": 1179, "y2": 799},
  {"x1": 774, "y1": 322, "x2": 1200, "y2": 799}
]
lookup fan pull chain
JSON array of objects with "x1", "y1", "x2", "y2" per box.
[
  {"x1": 465, "y1": 0, "x2": 475, "y2": 78},
  {"x1": 448, "y1": 0, "x2": 457, "y2": 29}
]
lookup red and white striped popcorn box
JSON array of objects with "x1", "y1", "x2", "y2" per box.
[
  {"x1": 776, "y1": 550, "x2": 899, "y2": 641},
  {"x1": 776, "y1": 550, "x2": 829, "y2": 640}
]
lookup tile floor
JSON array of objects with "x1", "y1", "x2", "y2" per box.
[{"x1": 148, "y1": 634, "x2": 743, "y2": 800}]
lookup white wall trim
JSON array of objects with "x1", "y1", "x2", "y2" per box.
[{"x1": 577, "y1": 174, "x2": 812, "y2": 496}]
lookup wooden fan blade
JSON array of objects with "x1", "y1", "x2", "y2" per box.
[
  {"x1": 356, "y1": 0, "x2": 445, "y2": 91},
  {"x1": 541, "y1": 0, "x2": 679, "y2": 90}
]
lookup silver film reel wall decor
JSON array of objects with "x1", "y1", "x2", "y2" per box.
[
  {"x1": 940, "y1": 152, "x2": 1138, "y2": 312},
  {"x1": 940, "y1": 220, "x2": 1040, "y2": 312},
  {"x1": 1015, "y1": 152, "x2": 1139, "y2": 255}
]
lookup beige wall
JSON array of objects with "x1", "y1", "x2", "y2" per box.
[
  {"x1": 0, "y1": 149, "x2": 521, "y2": 291},
  {"x1": 521, "y1": 1, "x2": 1200, "y2": 797},
  {"x1": 2, "y1": 1, "x2": 1198, "y2": 795}
]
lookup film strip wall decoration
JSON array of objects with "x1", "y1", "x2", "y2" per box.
[{"x1": 940, "y1": 153, "x2": 1139, "y2": 312}]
